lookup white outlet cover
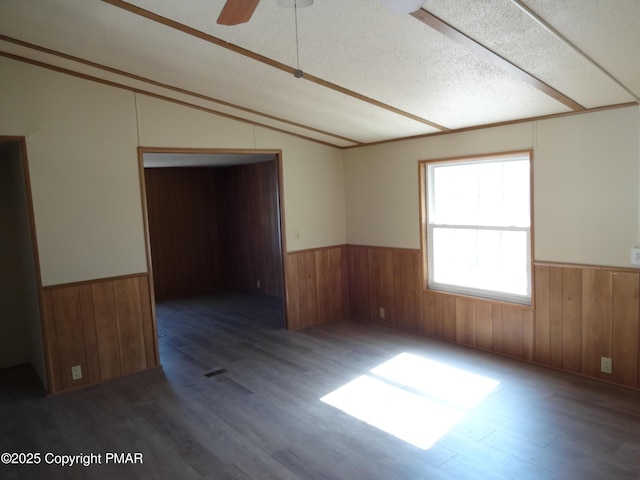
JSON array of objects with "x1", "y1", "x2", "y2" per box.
[
  {"x1": 600, "y1": 357, "x2": 612, "y2": 374},
  {"x1": 71, "y1": 365, "x2": 83, "y2": 380},
  {"x1": 631, "y1": 247, "x2": 640, "y2": 266}
]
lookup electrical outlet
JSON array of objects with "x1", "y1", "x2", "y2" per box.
[
  {"x1": 379, "y1": 307, "x2": 385, "y2": 319},
  {"x1": 257, "y1": 280, "x2": 261, "y2": 289},
  {"x1": 632, "y1": 247, "x2": 640, "y2": 266},
  {"x1": 600, "y1": 357, "x2": 612, "y2": 374},
  {"x1": 71, "y1": 365, "x2": 83, "y2": 380}
]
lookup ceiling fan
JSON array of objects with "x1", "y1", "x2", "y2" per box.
[
  {"x1": 216, "y1": 0, "x2": 426, "y2": 26},
  {"x1": 216, "y1": 0, "x2": 261, "y2": 26}
]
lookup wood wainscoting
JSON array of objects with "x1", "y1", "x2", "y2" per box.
[
  {"x1": 346, "y1": 245, "x2": 640, "y2": 390},
  {"x1": 534, "y1": 263, "x2": 639, "y2": 387},
  {"x1": 285, "y1": 245, "x2": 349, "y2": 330},
  {"x1": 41, "y1": 273, "x2": 158, "y2": 394}
]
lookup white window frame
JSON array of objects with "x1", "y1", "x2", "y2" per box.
[{"x1": 422, "y1": 151, "x2": 533, "y2": 306}]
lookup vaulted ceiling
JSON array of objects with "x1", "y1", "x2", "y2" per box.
[{"x1": 1, "y1": 0, "x2": 638, "y2": 148}]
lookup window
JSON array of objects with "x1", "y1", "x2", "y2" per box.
[{"x1": 421, "y1": 151, "x2": 532, "y2": 305}]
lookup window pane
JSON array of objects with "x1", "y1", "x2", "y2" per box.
[
  {"x1": 430, "y1": 158, "x2": 529, "y2": 227},
  {"x1": 501, "y1": 161, "x2": 530, "y2": 227},
  {"x1": 431, "y1": 164, "x2": 478, "y2": 226},
  {"x1": 432, "y1": 228, "x2": 529, "y2": 297},
  {"x1": 426, "y1": 153, "x2": 531, "y2": 304}
]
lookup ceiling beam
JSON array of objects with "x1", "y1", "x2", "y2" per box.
[
  {"x1": 509, "y1": 0, "x2": 640, "y2": 103},
  {"x1": 411, "y1": 8, "x2": 585, "y2": 112},
  {"x1": 101, "y1": 0, "x2": 450, "y2": 132},
  {"x1": 0, "y1": 49, "x2": 351, "y2": 148},
  {"x1": 0, "y1": 34, "x2": 361, "y2": 146}
]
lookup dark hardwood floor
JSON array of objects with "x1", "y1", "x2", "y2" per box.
[{"x1": 1, "y1": 292, "x2": 640, "y2": 479}]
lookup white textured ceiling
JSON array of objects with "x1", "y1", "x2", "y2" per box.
[{"x1": 0, "y1": 0, "x2": 638, "y2": 147}]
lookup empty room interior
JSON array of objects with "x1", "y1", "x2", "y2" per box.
[{"x1": 1, "y1": 0, "x2": 640, "y2": 479}]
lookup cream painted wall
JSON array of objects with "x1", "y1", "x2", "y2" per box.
[
  {"x1": 255, "y1": 127, "x2": 346, "y2": 251},
  {"x1": 136, "y1": 94, "x2": 256, "y2": 149},
  {"x1": 344, "y1": 106, "x2": 640, "y2": 268},
  {"x1": 344, "y1": 122, "x2": 534, "y2": 249},
  {"x1": 137, "y1": 95, "x2": 347, "y2": 251},
  {"x1": 0, "y1": 57, "x2": 346, "y2": 288},
  {"x1": 534, "y1": 107, "x2": 639, "y2": 266},
  {"x1": 0, "y1": 57, "x2": 147, "y2": 286}
]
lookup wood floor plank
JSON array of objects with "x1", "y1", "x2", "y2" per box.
[{"x1": 481, "y1": 429, "x2": 631, "y2": 480}]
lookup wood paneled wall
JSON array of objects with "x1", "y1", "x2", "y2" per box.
[
  {"x1": 418, "y1": 292, "x2": 535, "y2": 361},
  {"x1": 144, "y1": 161, "x2": 283, "y2": 301},
  {"x1": 41, "y1": 273, "x2": 157, "y2": 394},
  {"x1": 38, "y1": 244, "x2": 640, "y2": 392},
  {"x1": 145, "y1": 168, "x2": 221, "y2": 300},
  {"x1": 285, "y1": 246, "x2": 349, "y2": 330},
  {"x1": 535, "y1": 264, "x2": 639, "y2": 387},
  {"x1": 348, "y1": 246, "x2": 422, "y2": 331},
  {"x1": 346, "y1": 245, "x2": 640, "y2": 390},
  {"x1": 218, "y1": 161, "x2": 283, "y2": 298}
]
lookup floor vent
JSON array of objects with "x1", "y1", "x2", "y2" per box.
[{"x1": 204, "y1": 368, "x2": 227, "y2": 377}]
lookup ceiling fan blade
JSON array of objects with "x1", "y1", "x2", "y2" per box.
[{"x1": 217, "y1": 0, "x2": 261, "y2": 25}]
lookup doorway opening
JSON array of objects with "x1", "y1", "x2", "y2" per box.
[
  {"x1": 139, "y1": 148, "x2": 287, "y2": 362},
  {"x1": 0, "y1": 138, "x2": 47, "y2": 395}
]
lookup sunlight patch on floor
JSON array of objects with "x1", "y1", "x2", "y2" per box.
[{"x1": 320, "y1": 353, "x2": 499, "y2": 449}]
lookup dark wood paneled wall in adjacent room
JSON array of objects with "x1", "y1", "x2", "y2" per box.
[
  {"x1": 144, "y1": 161, "x2": 283, "y2": 301},
  {"x1": 346, "y1": 245, "x2": 640, "y2": 390},
  {"x1": 145, "y1": 168, "x2": 220, "y2": 300},
  {"x1": 218, "y1": 161, "x2": 283, "y2": 298},
  {"x1": 41, "y1": 273, "x2": 157, "y2": 394}
]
